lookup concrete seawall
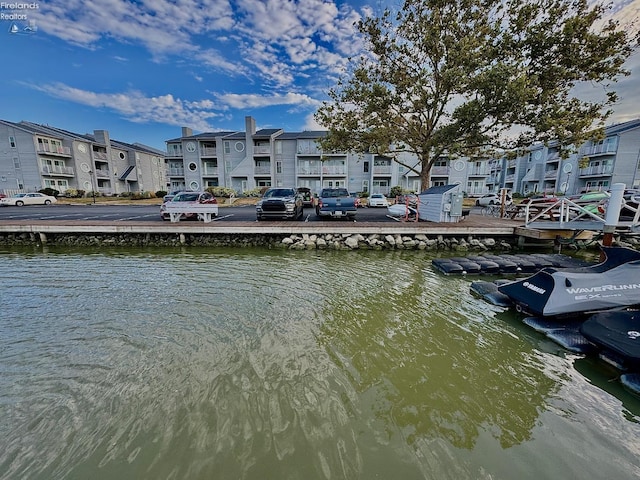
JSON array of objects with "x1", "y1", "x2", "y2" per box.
[
  {"x1": 0, "y1": 218, "x2": 519, "y2": 250},
  {"x1": 1, "y1": 217, "x2": 637, "y2": 251}
]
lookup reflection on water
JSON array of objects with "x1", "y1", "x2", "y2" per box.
[{"x1": 0, "y1": 247, "x2": 639, "y2": 480}]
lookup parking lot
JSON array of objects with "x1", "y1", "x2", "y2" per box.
[{"x1": 0, "y1": 203, "x2": 422, "y2": 223}]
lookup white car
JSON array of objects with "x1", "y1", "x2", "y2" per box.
[
  {"x1": 368, "y1": 193, "x2": 390, "y2": 207},
  {"x1": 0, "y1": 192, "x2": 58, "y2": 206},
  {"x1": 475, "y1": 193, "x2": 512, "y2": 206}
]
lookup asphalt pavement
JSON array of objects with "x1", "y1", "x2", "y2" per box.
[{"x1": 0, "y1": 203, "x2": 419, "y2": 223}]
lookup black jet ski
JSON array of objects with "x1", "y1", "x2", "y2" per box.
[
  {"x1": 497, "y1": 247, "x2": 640, "y2": 318},
  {"x1": 580, "y1": 311, "x2": 640, "y2": 372}
]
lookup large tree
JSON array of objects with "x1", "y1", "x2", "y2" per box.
[{"x1": 314, "y1": 0, "x2": 635, "y2": 190}]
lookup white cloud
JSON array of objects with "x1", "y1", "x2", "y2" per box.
[
  {"x1": 30, "y1": 0, "x2": 364, "y2": 88},
  {"x1": 26, "y1": 82, "x2": 222, "y2": 131},
  {"x1": 216, "y1": 92, "x2": 322, "y2": 108}
]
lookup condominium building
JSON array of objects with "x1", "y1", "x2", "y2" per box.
[
  {"x1": 0, "y1": 120, "x2": 166, "y2": 196},
  {"x1": 166, "y1": 116, "x2": 495, "y2": 196},
  {"x1": 486, "y1": 119, "x2": 640, "y2": 196}
]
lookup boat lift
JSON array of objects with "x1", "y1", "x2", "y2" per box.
[{"x1": 516, "y1": 184, "x2": 640, "y2": 248}]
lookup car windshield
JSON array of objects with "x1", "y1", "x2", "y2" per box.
[
  {"x1": 264, "y1": 189, "x2": 294, "y2": 198},
  {"x1": 173, "y1": 193, "x2": 200, "y2": 202}
]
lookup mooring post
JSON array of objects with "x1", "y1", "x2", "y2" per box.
[{"x1": 601, "y1": 183, "x2": 626, "y2": 258}]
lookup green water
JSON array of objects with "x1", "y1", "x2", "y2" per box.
[{"x1": 0, "y1": 247, "x2": 638, "y2": 479}]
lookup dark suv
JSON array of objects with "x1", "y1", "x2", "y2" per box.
[{"x1": 256, "y1": 188, "x2": 304, "y2": 220}]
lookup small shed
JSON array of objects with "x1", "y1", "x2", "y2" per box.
[{"x1": 417, "y1": 184, "x2": 465, "y2": 222}]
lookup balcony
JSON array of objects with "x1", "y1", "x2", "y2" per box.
[
  {"x1": 297, "y1": 167, "x2": 322, "y2": 175},
  {"x1": 166, "y1": 148, "x2": 183, "y2": 157},
  {"x1": 468, "y1": 167, "x2": 490, "y2": 176},
  {"x1": 322, "y1": 166, "x2": 347, "y2": 176},
  {"x1": 255, "y1": 164, "x2": 271, "y2": 175},
  {"x1": 297, "y1": 145, "x2": 323, "y2": 155},
  {"x1": 579, "y1": 164, "x2": 614, "y2": 177},
  {"x1": 431, "y1": 166, "x2": 450, "y2": 176},
  {"x1": 168, "y1": 168, "x2": 185, "y2": 176},
  {"x1": 581, "y1": 142, "x2": 617, "y2": 157},
  {"x1": 92, "y1": 151, "x2": 108, "y2": 161},
  {"x1": 200, "y1": 147, "x2": 217, "y2": 157},
  {"x1": 544, "y1": 169, "x2": 558, "y2": 179},
  {"x1": 254, "y1": 146, "x2": 271, "y2": 155},
  {"x1": 41, "y1": 165, "x2": 74, "y2": 176},
  {"x1": 373, "y1": 165, "x2": 392, "y2": 175},
  {"x1": 37, "y1": 144, "x2": 71, "y2": 156},
  {"x1": 95, "y1": 169, "x2": 110, "y2": 178},
  {"x1": 202, "y1": 167, "x2": 218, "y2": 176}
]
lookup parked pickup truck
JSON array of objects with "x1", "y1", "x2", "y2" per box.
[{"x1": 315, "y1": 188, "x2": 357, "y2": 219}]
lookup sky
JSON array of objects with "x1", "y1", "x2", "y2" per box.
[{"x1": 0, "y1": 0, "x2": 638, "y2": 152}]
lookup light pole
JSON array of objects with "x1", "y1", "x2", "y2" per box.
[{"x1": 88, "y1": 170, "x2": 97, "y2": 204}]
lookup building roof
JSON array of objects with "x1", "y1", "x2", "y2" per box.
[{"x1": 419, "y1": 184, "x2": 460, "y2": 195}]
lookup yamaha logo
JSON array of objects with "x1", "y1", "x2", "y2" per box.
[{"x1": 523, "y1": 281, "x2": 546, "y2": 295}]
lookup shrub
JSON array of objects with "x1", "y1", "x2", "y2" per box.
[
  {"x1": 243, "y1": 188, "x2": 263, "y2": 197},
  {"x1": 206, "y1": 186, "x2": 237, "y2": 198},
  {"x1": 64, "y1": 188, "x2": 85, "y2": 198},
  {"x1": 389, "y1": 185, "x2": 405, "y2": 198},
  {"x1": 39, "y1": 187, "x2": 59, "y2": 197},
  {"x1": 155, "y1": 190, "x2": 167, "y2": 199},
  {"x1": 119, "y1": 191, "x2": 133, "y2": 197}
]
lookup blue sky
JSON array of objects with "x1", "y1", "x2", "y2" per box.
[{"x1": 1, "y1": 0, "x2": 638, "y2": 152}]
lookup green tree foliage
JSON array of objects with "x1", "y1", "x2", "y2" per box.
[{"x1": 314, "y1": 0, "x2": 634, "y2": 189}]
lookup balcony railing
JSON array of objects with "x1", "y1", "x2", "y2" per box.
[
  {"x1": 254, "y1": 146, "x2": 271, "y2": 155},
  {"x1": 544, "y1": 169, "x2": 558, "y2": 179},
  {"x1": 166, "y1": 148, "x2": 183, "y2": 157},
  {"x1": 297, "y1": 146, "x2": 323, "y2": 155},
  {"x1": 255, "y1": 165, "x2": 271, "y2": 175},
  {"x1": 373, "y1": 165, "x2": 392, "y2": 175},
  {"x1": 322, "y1": 167, "x2": 347, "y2": 175},
  {"x1": 200, "y1": 147, "x2": 217, "y2": 157},
  {"x1": 468, "y1": 167, "x2": 490, "y2": 176},
  {"x1": 581, "y1": 143, "x2": 617, "y2": 156},
  {"x1": 37, "y1": 144, "x2": 71, "y2": 156},
  {"x1": 431, "y1": 166, "x2": 450, "y2": 176},
  {"x1": 95, "y1": 169, "x2": 110, "y2": 178},
  {"x1": 41, "y1": 165, "x2": 74, "y2": 176},
  {"x1": 168, "y1": 168, "x2": 185, "y2": 176},
  {"x1": 202, "y1": 167, "x2": 218, "y2": 176},
  {"x1": 92, "y1": 151, "x2": 108, "y2": 160},
  {"x1": 298, "y1": 167, "x2": 322, "y2": 175},
  {"x1": 579, "y1": 164, "x2": 614, "y2": 177}
]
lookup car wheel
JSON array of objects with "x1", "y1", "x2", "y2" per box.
[
  {"x1": 44, "y1": 200, "x2": 51, "y2": 205},
  {"x1": 475, "y1": 199, "x2": 480, "y2": 206},
  {"x1": 256, "y1": 215, "x2": 262, "y2": 221},
  {"x1": 489, "y1": 200, "x2": 495, "y2": 205},
  {"x1": 16, "y1": 201, "x2": 24, "y2": 206}
]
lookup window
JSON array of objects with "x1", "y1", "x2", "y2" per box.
[
  {"x1": 13, "y1": 157, "x2": 20, "y2": 169},
  {"x1": 188, "y1": 162, "x2": 198, "y2": 171},
  {"x1": 276, "y1": 161, "x2": 282, "y2": 174},
  {"x1": 275, "y1": 141, "x2": 283, "y2": 155},
  {"x1": 364, "y1": 161, "x2": 369, "y2": 173},
  {"x1": 234, "y1": 141, "x2": 245, "y2": 152},
  {"x1": 224, "y1": 141, "x2": 231, "y2": 154},
  {"x1": 9, "y1": 136, "x2": 16, "y2": 148}
]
